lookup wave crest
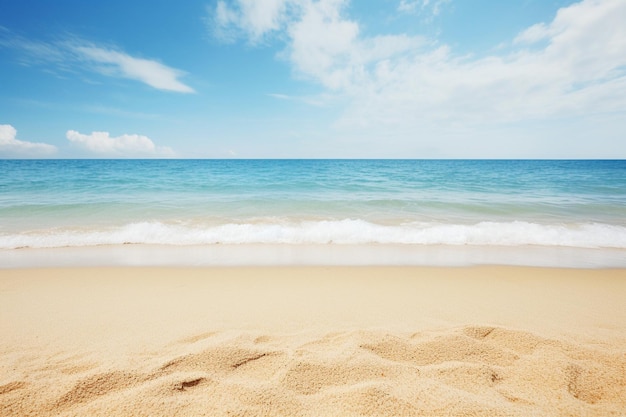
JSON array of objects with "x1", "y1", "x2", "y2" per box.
[{"x1": 2, "y1": 219, "x2": 626, "y2": 249}]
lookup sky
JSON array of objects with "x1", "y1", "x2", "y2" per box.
[{"x1": 0, "y1": 0, "x2": 625, "y2": 158}]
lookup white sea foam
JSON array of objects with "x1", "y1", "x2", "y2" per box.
[{"x1": 1, "y1": 219, "x2": 626, "y2": 249}]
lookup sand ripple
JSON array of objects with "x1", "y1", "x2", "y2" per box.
[{"x1": 2, "y1": 326, "x2": 625, "y2": 416}]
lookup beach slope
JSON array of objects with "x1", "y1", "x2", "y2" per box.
[{"x1": 1, "y1": 266, "x2": 625, "y2": 416}]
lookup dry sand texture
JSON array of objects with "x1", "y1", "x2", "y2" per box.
[{"x1": 1, "y1": 266, "x2": 625, "y2": 416}]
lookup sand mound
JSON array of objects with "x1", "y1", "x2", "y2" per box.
[{"x1": 2, "y1": 326, "x2": 625, "y2": 417}]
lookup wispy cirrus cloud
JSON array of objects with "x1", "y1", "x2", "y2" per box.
[
  {"x1": 0, "y1": 31, "x2": 195, "y2": 93},
  {"x1": 267, "y1": 92, "x2": 333, "y2": 106},
  {"x1": 66, "y1": 130, "x2": 175, "y2": 157},
  {"x1": 0, "y1": 124, "x2": 57, "y2": 157},
  {"x1": 72, "y1": 45, "x2": 195, "y2": 93},
  {"x1": 397, "y1": 0, "x2": 451, "y2": 17}
]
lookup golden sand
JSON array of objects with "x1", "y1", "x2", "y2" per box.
[{"x1": 1, "y1": 266, "x2": 625, "y2": 416}]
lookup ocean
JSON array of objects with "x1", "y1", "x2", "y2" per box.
[{"x1": 1, "y1": 159, "x2": 625, "y2": 267}]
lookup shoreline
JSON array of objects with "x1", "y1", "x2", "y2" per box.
[
  {"x1": 2, "y1": 243, "x2": 626, "y2": 269},
  {"x1": 1, "y1": 265, "x2": 625, "y2": 416}
]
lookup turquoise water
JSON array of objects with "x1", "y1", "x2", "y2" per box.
[{"x1": 1, "y1": 159, "x2": 625, "y2": 253}]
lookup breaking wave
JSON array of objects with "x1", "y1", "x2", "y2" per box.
[{"x1": 2, "y1": 219, "x2": 626, "y2": 249}]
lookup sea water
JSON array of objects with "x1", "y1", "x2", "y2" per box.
[{"x1": 1, "y1": 159, "x2": 625, "y2": 267}]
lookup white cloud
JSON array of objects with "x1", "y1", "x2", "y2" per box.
[
  {"x1": 287, "y1": 0, "x2": 361, "y2": 90},
  {"x1": 513, "y1": 22, "x2": 551, "y2": 45},
  {"x1": 211, "y1": 0, "x2": 295, "y2": 43},
  {"x1": 0, "y1": 31, "x2": 194, "y2": 93},
  {"x1": 0, "y1": 124, "x2": 57, "y2": 157},
  {"x1": 213, "y1": 1, "x2": 240, "y2": 41},
  {"x1": 353, "y1": 0, "x2": 626, "y2": 125},
  {"x1": 212, "y1": 0, "x2": 626, "y2": 156},
  {"x1": 72, "y1": 46, "x2": 195, "y2": 93},
  {"x1": 210, "y1": 0, "x2": 424, "y2": 90},
  {"x1": 66, "y1": 130, "x2": 175, "y2": 157}
]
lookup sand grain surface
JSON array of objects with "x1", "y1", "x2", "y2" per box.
[{"x1": 1, "y1": 266, "x2": 625, "y2": 416}]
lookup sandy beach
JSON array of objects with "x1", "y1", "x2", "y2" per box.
[{"x1": 1, "y1": 266, "x2": 625, "y2": 416}]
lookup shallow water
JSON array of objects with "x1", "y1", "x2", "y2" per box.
[{"x1": 1, "y1": 159, "x2": 625, "y2": 266}]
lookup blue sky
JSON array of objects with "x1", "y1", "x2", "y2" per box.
[{"x1": 1, "y1": 0, "x2": 625, "y2": 158}]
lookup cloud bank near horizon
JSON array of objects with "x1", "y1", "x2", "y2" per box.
[
  {"x1": 66, "y1": 130, "x2": 175, "y2": 157},
  {"x1": 0, "y1": 124, "x2": 57, "y2": 157}
]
